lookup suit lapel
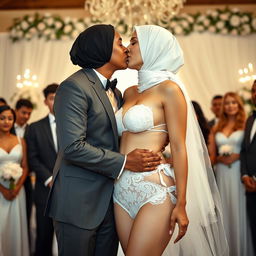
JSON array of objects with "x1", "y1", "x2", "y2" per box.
[
  {"x1": 245, "y1": 116, "x2": 255, "y2": 148},
  {"x1": 82, "y1": 69, "x2": 119, "y2": 149},
  {"x1": 42, "y1": 116, "x2": 56, "y2": 152}
]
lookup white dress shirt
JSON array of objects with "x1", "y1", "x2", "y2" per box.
[
  {"x1": 44, "y1": 113, "x2": 58, "y2": 187},
  {"x1": 14, "y1": 123, "x2": 27, "y2": 138},
  {"x1": 93, "y1": 69, "x2": 126, "y2": 178},
  {"x1": 250, "y1": 118, "x2": 256, "y2": 142}
]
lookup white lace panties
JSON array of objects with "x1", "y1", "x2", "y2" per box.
[{"x1": 113, "y1": 163, "x2": 176, "y2": 219}]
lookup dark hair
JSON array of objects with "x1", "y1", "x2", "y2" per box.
[
  {"x1": 43, "y1": 83, "x2": 59, "y2": 98},
  {"x1": 15, "y1": 98, "x2": 33, "y2": 110},
  {"x1": 0, "y1": 105, "x2": 16, "y2": 125},
  {"x1": 0, "y1": 97, "x2": 7, "y2": 104},
  {"x1": 192, "y1": 101, "x2": 210, "y2": 145},
  {"x1": 212, "y1": 95, "x2": 223, "y2": 101}
]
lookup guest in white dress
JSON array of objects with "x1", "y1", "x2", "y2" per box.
[
  {"x1": 0, "y1": 105, "x2": 29, "y2": 256},
  {"x1": 209, "y1": 92, "x2": 252, "y2": 256}
]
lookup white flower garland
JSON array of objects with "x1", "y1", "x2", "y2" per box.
[
  {"x1": 9, "y1": 7, "x2": 256, "y2": 42},
  {"x1": 237, "y1": 84, "x2": 255, "y2": 115}
]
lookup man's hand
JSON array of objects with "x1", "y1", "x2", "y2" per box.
[
  {"x1": 242, "y1": 176, "x2": 256, "y2": 192},
  {"x1": 125, "y1": 149, "x2": 162, "y2": 172}
]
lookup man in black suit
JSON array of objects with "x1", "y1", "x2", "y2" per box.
[
  {"x1": 240, "y1": 80, "x2": 256, "y2": 254},
  {"x1": 25, "y1": 84, "x2": 58, "y2": 256},
  {"x1": 208, "y1": 95, "x2": 223, "y2": 128},
  {"x1": 46, "y1": 25, "x2": 161, "y2": 256},
  {"x1": 11, "y1": 98, "x2": 34, "y2": 245}
]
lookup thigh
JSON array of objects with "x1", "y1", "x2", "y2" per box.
[
  {"x1": 114, "y1": 203, "x2": 134, "y2": 253},
  {"x1": 94, "y1": 202, "x2": 119, "y2": 256},
  {"x1": 54, "y1": 220, "x2": 96, "y2": 256},
  {"x1": 126, "y1": 197, "x2": 175, "y2": 256}
]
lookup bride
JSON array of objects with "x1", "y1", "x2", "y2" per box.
[{"x1": 114, "y1": 25, "x2": 229, "y2": 255}]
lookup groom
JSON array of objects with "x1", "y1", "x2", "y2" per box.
[{"x1": 45, "y1": 24, "x2": 161, "y2": 256}]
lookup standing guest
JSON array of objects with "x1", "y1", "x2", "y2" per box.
[
  {"x1": 25, "y1": 84, "x2": 58, "y2": 256},
  {"x1": 192, "y1": 100, "x2": 211, "y2": 145},
  {"x1": 240, "y1": 80, "x2": 256, "y2": 255},
  {"x1": 0, "y1": 97, "x2": 7, "y2": 106},
  {"x1": 11, "y1": 98, "x2": 34, "y2": 242},
  {"x1": 46, "y1": 24, "x2": 161, "y2": 256},
  {"x1": 208, "y1": 92, "x2": 252, "y2": 256},
  {"x1": 0, "y1": 105, "x2": 29, "y2": 256},
  {"x1": 208, "y1": 95, "x2": 223, "y2": 128}
]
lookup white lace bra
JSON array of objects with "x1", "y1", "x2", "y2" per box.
[{"x1": 115, "y1": 104, "x2": 168, "y2": 136}]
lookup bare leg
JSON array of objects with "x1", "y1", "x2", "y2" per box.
[
  {"x1": 126, "y1": 197, "x2": 175, "y2": 256},
  {"x1": 114, "y1": 203, "x2": 134, "y2": 253}
]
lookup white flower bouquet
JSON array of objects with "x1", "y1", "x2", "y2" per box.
[
  {"x1": 219, "y1": 144, "x2": 233, "y2": 168},
  {"x1": 0, "y1": 162, "x2": 23, "y2": 190}
]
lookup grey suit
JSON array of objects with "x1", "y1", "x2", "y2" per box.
[{"x1": 46, "y1": 68, "x2": 125, "y2": 255}]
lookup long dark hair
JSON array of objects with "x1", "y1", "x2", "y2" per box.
[
  {"x1": 0, "y1": 105, "x2": 16, "y2": 128},
  {"x1": 192, "y1": 101, "x2": 210, "y2": 145}
]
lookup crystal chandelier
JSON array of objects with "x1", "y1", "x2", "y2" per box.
[{"x1": 84, "y1": 0, "x2": 186, "y2": 30}]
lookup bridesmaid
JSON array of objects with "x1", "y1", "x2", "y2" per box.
[
  {"x1": 0, "y1": 105, "x2": 29, "y2": 256},
  {"x1": 208, "y1": 92, "x2": 252, "y2": 256}
]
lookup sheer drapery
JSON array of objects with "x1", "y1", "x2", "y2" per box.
[{"x1": 0, "y1": 32, "x2": 255, "y2": 122}]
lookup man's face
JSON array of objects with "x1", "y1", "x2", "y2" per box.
[
  {"x1": 251, "y1": 81, "x2": 256, "y2": 105},
  {"x1": 44, "y1": 93, "x2": 56, "y2": 114},
  {"x1": 211, "y1": 98, "x2": 223, "y2": 118},
  {"x1": 15, "y1": 106, "x2": 33, "y2": 126},
  {"x1": 108, "y1": 32, "x2": 128, "y2": 71}
]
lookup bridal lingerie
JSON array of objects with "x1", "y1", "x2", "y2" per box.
[{"x1": 114, "y1": 104, "x2": 176, "y2": 219}]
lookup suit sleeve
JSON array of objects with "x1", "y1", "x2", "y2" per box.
[
  {"x1": 240, "y1": 119, "x2": 249, "y2": 177},
  {"x1": 55, "y1": 79, "x2": 125, "y2": 180},
  {"x1": 25, "y1": 125, "x2": 52, "y2": 184}
]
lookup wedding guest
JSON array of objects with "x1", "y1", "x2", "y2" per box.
[
  {"x1": 25, "y1": 84, "x2": 58, "y2": 256},
  {"x1": 11, "y1": 98, "x2": 34, "y2": 243},
  {"x1": 192, "y1": 100, "x2": 210, "y2": 145},
  {"x1": 240, "y1": 79, "x2": 256, "y2": 255},
  {"x1": 0, "y1": 105, "x2": 29, "y2": 256},
  {"x1": 208, "y1": 95, "x2": 223, "y2": 128},
  {"x1": 208, "y1": 92, "x2": 252, "y2": 256},
  {"x1": 0, "y1": 97, "x2": 7, "y2": 106}
]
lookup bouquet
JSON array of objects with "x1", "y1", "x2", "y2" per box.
[
  {"x1": 0, "y1": 162, "x2": 23, "y2": 190},
  {"x1": 219, "y1": 144, "x2": 233, "y2": 168}
]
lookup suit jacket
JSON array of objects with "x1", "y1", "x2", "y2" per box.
[
  {"x1": 25, "y1": 116, "x2": 57, "y2": 208},
  {"x1": 46, "y1": 68, "x2": 125, "y2": 230},
  {"x1": 240, "y1": 115, "x2": 256, "y2": 177},
  {"x1": 208, "y1": 118, "x2": 216, "y2": 128}
]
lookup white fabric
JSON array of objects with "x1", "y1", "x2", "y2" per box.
[
  {"x1": 0, "y1": 140, "x2": 29, "y2": 256},
  {"x1": 14, "y1": 123, "x2": 27, "y2": 138},
  {"x1": 0, "y1": 33, "x2": 256, "y2": 121},
  {"x1": 215, "y1": 130, "x2": 254, "y2": 256},
  {"x1": 250, "y1": 118, "x2": 256, "y2": 142},
  {"x1": 115, "y1": 104, "x2": 167, "y2": 135},
  {"x1": 49, "y1": 113, "x2": 58, "y2": 152},
  {"x1": 133, "y1": 25, "x2": 228, "y2": 256}
]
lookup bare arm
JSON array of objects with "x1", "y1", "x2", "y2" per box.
[{"x1": 161, "y1": 81, "x2": 189, "y2": 242}]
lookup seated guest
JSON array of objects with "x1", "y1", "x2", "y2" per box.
[
  {"x1": 0, "y1": 105, "x2": 29, "y2": 256},
  {"x1": 208, "y1": 94, "x2": 223, "y2": 128},
  {"x1": 192, "y1": 100, "x2": 210, "y2": 145},
  {"x1": 0, "y1": 97, "x2": 7, "y2": 106},
  {"x1": 25, "y1": 84, "x2": 58, "y2": 256}
]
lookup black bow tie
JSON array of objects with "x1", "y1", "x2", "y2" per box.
[{"x1": 105, "y1": 79, "x2": 117, "y2": 91}]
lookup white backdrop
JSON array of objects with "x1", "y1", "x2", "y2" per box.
[{"x1": 0, "y1": 32, "x2": 255, "y2": 122}]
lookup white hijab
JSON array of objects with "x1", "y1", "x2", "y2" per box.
[{"x1": 134, "y1": 25, "x2": 229, "y2": 256}]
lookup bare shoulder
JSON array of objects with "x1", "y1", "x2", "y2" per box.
[
  {"x1": 123, "y1": 85, "x2": 138, "y2": 100},
  {"x1": 157, "y1": 80, "x2": 184, "y2": 100}
]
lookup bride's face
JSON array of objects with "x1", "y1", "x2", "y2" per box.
[
  {"x1": 127, "y1": 31, "x2": 143, "y2": 70},
  {"x1": 0, "y1": 110, "x2": 14, "y2": 133},
  {"x1": 223, "y1": 96, "x2": 239, "y2": 117}
]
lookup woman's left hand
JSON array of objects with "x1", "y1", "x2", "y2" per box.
[
  {"x1": 169, "y1": 204, "x2": 189, "y2": 243},
  {"x1": 11, "y1": 186, "x2": 21, "y2": 198}
]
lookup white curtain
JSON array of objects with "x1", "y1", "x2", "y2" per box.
[{"x1": 0, "y1": 32, "x2": 255, "y2": 122}]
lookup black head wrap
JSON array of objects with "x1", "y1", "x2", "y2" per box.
[{"x1": 70, "y1": 24, "x2": 115, "y2": 69}]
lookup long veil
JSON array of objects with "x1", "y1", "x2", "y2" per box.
[{"x1": 135, "y1": 25, "x2": 229, "y2": 256}]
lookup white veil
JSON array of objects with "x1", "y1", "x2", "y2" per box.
[{"x1": 135, "y1": 25, "x2": 229, "y2": 256}]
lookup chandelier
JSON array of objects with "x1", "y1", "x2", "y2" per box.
[
  {"x1": 84, "y1": 0, "x2": 186, "y2": 30},
  {"x1": 238, "y1": 63, "x2": 256, "y2": 85},
  {"x1": 16, "y1": 69, "x2": 39, "y2": 89}
]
